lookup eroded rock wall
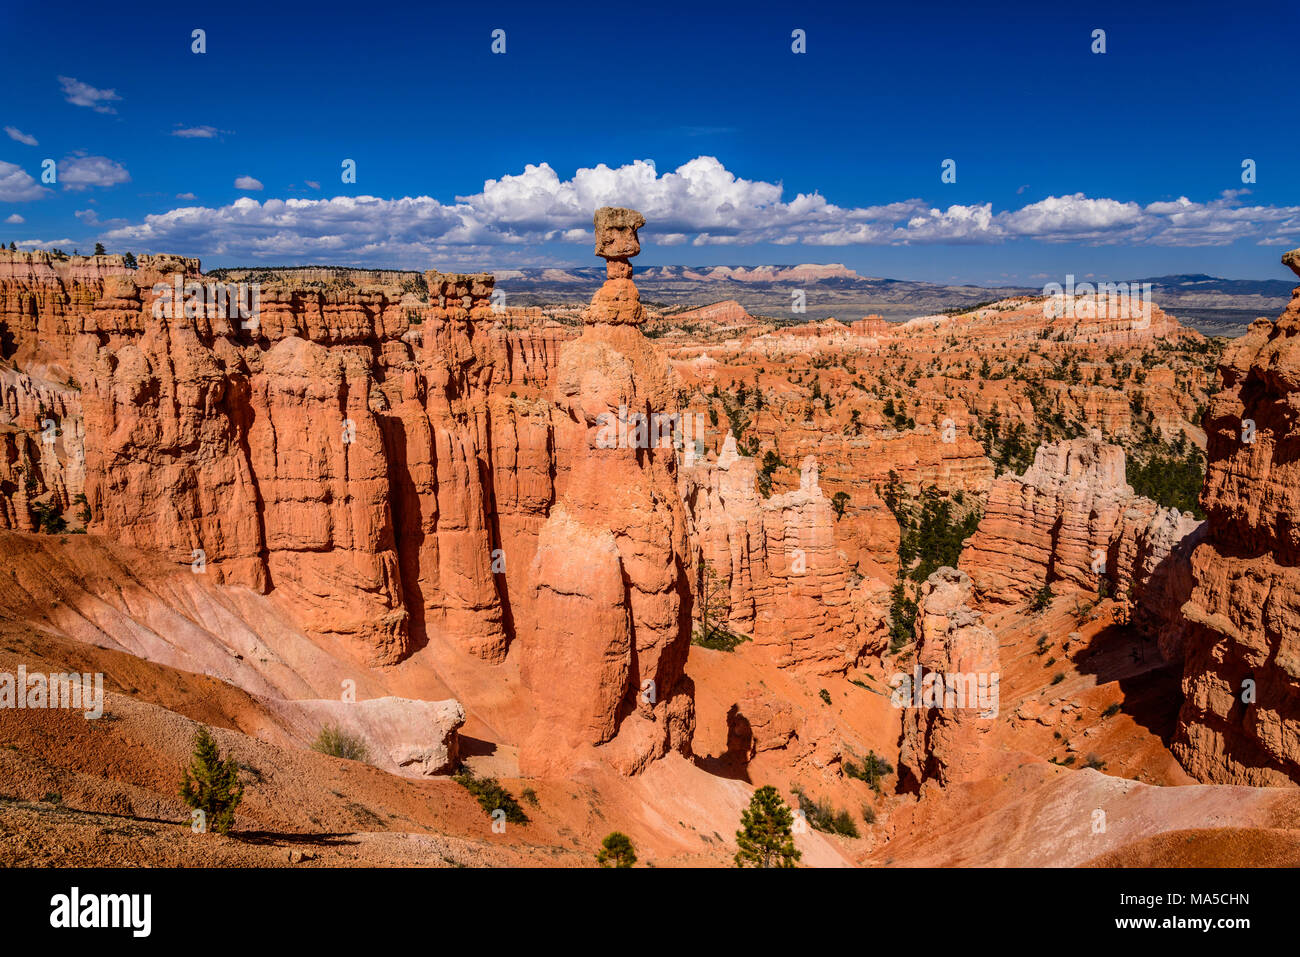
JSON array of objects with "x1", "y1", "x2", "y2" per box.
[
  {"x1": 959, "y1": 431, "x2": 1202, "y2": 658},
  {"x1": 898, "y1": 567, "x2": 1000, "y2": 787},
  {"x1": 0, "y1": 228, "x2": 696, "y2": 777},
  {"x1": 1174, "y1": 250, "x2": 1300, "y2": 786},
  {"x1": 0, "y1": 251, "x2": 572, "y2": 673},
  {"x1": 680, "y1": 436, "x2": 889, "y2": 673}
]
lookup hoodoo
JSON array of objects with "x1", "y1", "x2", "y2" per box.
[{"x1": 519, "y1": 208, "x2": 696, "y2": 775}]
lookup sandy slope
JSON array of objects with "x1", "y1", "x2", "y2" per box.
[
  {"x1": 0, "y1": 530, "x2": 852, "y2": 867},
  {"x1": 3, "y1": 529, "x2": 1296, "y2": 867}
]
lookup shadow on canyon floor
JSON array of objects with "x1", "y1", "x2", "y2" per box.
[
  {"x1": 457, "y1": 735, "x2": 500, "y2": 760},
  {"x1": 1075, "y1": 622, "x2": 1182, "y2": 750},
  {"x1": 692, "y1": 704, "x2": 755, "y2": 783},
  {"x1": 234, "y1": 830, "x2": 363, "y2": 849}
]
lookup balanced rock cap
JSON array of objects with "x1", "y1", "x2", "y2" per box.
[
  {"x1": 1284, "y1": 247, "x2": 1300, "y2": 279},
  {"x1": 594, "y1": 207, "x2": 645, "y2": 261}
]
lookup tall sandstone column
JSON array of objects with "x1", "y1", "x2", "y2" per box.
[
  {"x1": 898, "y1": 567, "x2": 1000, "y2": 788},
  {"x1": 520, "y1": 208, "x2": 695, "y2": 776}
]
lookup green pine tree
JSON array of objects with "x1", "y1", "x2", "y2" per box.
[
  {"x1": 596, "y1": 831, "x2": 637, "y2": 868},
  {"x1": 734, "y1": 785, "x2": 801, "y2": 868},
  {"x1": 93, "y1": 242, "x2": 106, "y2": 256},
  {"x1": 178, "y1": 725, "x2": 244, "y2": 835}
]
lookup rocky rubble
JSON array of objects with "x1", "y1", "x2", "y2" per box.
[{"x1": 274, "y1": 696, "x2": 466, "y2": 777}]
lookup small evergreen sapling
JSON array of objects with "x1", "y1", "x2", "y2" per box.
[{"x1": 179, "y1": 725, "x2": 244, "y2": 835}]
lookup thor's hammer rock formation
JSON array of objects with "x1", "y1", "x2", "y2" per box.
[{"x1": 519, "y1": 208, "x2": 696, "y2": 775}]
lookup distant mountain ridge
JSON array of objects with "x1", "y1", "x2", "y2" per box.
[
  {"x1": 204, "y1": 262, "x2": 1293, "y2": 337},
  {"x1": 496, "y1": 264, "x2": 1293, "y2": 293},
  {"x1": 495, "y1": 263, "x2": 868, "y2": 283},
  {"x1": 488, "y1": 265, "x2": 1290, "y2": 336},
  {"x1": 1137, "y1": 274, "x2": 1296, "y2": 297}
]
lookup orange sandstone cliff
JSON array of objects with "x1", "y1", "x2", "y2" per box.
[
  {"x1": 0, "y1": 236, "x2": 693, "y2": 777},
  {"x1": 1174, "y1": 249, "x2": 1300, "y2": 786}
]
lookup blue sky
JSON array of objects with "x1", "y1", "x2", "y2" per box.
[{"x1": 1, "y1": 0, "x2": 1297, "y2": 283}]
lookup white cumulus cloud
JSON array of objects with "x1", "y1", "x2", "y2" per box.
[
  {"x1": 17, "y1": 238, "x2": 75, "y2": 250},
  {"x1": 98, "y1": 156, "x2": 1300, "y2": 267},
  {"x1": 0, "y1": 161, "x2": 48, "y2": 201},
  {"x1": 59, "y1": 155, "x2": 130, "y2": 191}
]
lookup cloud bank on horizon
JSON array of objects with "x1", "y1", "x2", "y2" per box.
[{"x1": 17, "y1": 156, "x2": 1276, "y2": 269}]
